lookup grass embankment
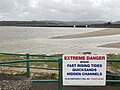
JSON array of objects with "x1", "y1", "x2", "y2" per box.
[
  {"x1": 107, "y1": 54, "x2": 120, "y2": 69},
  {"x1": 0, "y1": 53, "x2": 120, "y2": 69},
  {"x1": 0, "y1": 54, "x2": 63, "y2": 79},
  {"x1": 0, "y1": 53, "x2": 120, "y2": 79},
  {"x1": 0, "y1": 54, "x2": 63, "y2": 68}
]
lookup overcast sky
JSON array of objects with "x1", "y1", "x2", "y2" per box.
[{"x1": 0, "y1": 0, "x2": 119, "y2": 21}]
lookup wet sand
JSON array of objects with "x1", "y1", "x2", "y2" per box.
[
  {"x1": 98, "y1": 42, "x2": 120, "y2": 48},
  {"x1": 50, "y1": 28, "x2": 120, "y2": 39}
]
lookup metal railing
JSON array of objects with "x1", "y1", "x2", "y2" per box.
[
  {"x1": 0, "y1": 52, "x2": 63, "y2": 90},
  {"x1": 107, "y1": 59, "x2": 120, "y2": 83},
  {"x1": 0, "y1": 52, "x2": 120, "y2": 90}
]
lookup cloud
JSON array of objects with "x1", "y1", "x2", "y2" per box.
[{"x1": 0, "y1": 0, "x2": 120, "y2": 21}]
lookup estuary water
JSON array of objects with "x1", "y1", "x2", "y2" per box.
[{"x1": 0, "y1": 26, "x2": 120, "y2": 54}]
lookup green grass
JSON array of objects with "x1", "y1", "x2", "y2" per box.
[
  {"x1": 30, "y1": 62, "x2": 59, "y2": 68},
  {"x1": 109, "y1": 62, "x2": 120, "y2": 69},
  {"x1": 107, "y1": 54, "x2": 120, "y2": 59},
  {"x1": 12, "y1": 62, "x2": 59, "y2": 68},
  {"x1": 50, "y1": 54, "x2": 63, "y2": 57},
  {"x1": 0, "y1": 54, "x2": 60, "y2": 68},
  {"x1": 0, "y1": 53, "x2": 120, "y2": 80},
  {"x1": 107, "y1": 54, "x2": 120, "y2": 69},
  {"x1": 0, "y1": 53, "x2": 120, "y2": 69}
]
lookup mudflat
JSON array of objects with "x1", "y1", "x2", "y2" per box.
[
  {"x1": 98, "y1": 42, "x2": 120, "y2": 48},
  {"x1": 50, "y1": 28, "x2": 120, "y2": 39}
]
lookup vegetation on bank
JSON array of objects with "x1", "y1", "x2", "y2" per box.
[
  {"x1": 107, "y1": 54, "x2": 120, "y2": 69},
  {"x1": 0, "y1": 53, "x2": 120, "y2": 80},
  {"x1": 0, "y1": 53, "x2": 120, "y2": 69}
]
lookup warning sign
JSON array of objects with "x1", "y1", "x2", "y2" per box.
[{"x1": 63, "y1": 55, "x2": 106, "y2": 86}]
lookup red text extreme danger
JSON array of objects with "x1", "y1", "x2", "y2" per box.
[{"x1": 64, "y1": 56, "x2": 105, "y2": 60}]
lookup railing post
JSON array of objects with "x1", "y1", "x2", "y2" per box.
[
  {"x1": 59, "y1": 58, "x2": 63, "y2": 90},
  {"x1": 26, "y1": 53, "x2": 30, "y2": 78}
]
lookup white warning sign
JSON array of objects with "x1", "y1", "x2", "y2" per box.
[{"x1": 63, "y1": 55, "x2": 106, "y2": 86}]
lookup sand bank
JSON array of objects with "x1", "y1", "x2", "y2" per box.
[
  {"x1": 98, "y1": 42, "x2": 120, "y2": 48},
  {"x1": 50, "y1": 28, "x2": 120, "y2": 39}
]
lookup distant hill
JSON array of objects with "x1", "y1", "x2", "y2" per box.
[
  {"x1": 113, "y1": 21, "x2": 120, "y2": 24},
  {"x1": 63, "y1": 21, "x2": 106, "y2": 25},
  {"x1": 1, "y1": 20, "x2": 118, "y2": 28},
  {"x1": 0, "y1": 20, "x2": 106, "y2": 26},
  {"x1": 0, "y1": 21, "x2": 66, "y2": 26}
]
